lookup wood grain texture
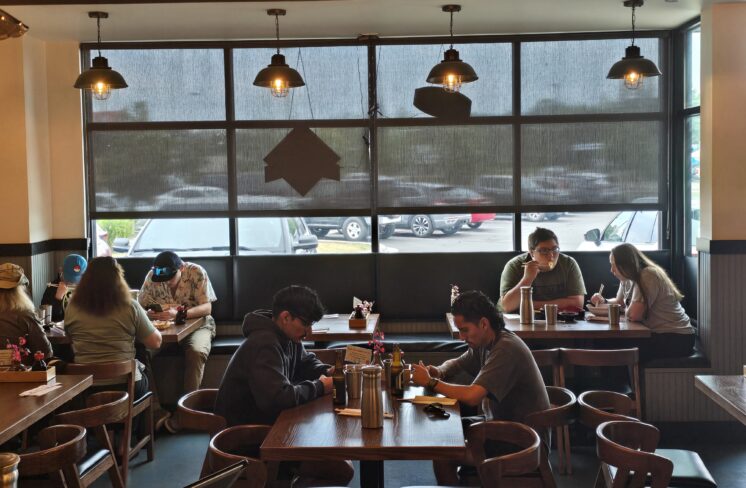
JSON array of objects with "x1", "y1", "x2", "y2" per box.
[
  {"x1": 446, "y1": 313, "x2": 652, "y2": 339},
  {"x1": 0, "y1": 374, "x2": 93, "y2": 445},
  {"x1": 695, "y1": 375, "x2": 746, "y2": 426},
  {"x1": 261, "y1": 386, "x2": 466, "y2": 462},
  {"x1": 46, "y1": 316, "x2": 206, "y2": 344},
  {"x1": 306, "y1": 314, "x2": 380, "y2": 342}
]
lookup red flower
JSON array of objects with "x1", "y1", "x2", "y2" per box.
[{"x1": 18, "y1": 336, "x2": 26, "y2": 346}]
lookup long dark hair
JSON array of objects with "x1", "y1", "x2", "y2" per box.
[
  {"x1": 611, "y1": 244, "x2": 683, "y2": 304},
  {"x1": 70, "y1": 257, "x2": 131, "y2": 316}
]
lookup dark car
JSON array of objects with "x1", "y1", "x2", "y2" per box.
[
  {"x1": 305, "y1": 215, "x2": 401, "y2": 241},
  {"x1": 118, "y1": 218, "x2": 318, "y2": 256},
  {"x1": 395, "y1": 214, "x2": 471, "y2": 238}
]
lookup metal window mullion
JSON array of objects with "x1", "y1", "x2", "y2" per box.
[
  {"x1": 368, "y1": 41, "x2": 379, "y2": 254},
  {"x1": 225, "y1": 47, "x2": 238, "y2": 256},
  {"x1": 512, "y1": 41, "x2": 522, "y2": 252}
]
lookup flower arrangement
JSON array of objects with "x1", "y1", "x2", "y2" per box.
[
  {"x1": 6, "y1": 336, "x2": 31, "y2": 371},
  {"x1": 368, "y1": 327, "x2": 385, "y2": 364},
  {"x1": 353, "y1": 300, "x2": 374, "y2": 319}
]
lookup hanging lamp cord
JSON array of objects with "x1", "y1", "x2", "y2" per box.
[
  {"x1": 275, "y1": 13, "x2": 281, "y2": 55},
  {"x1": 97, "y1": 15, "x2": 102, "y2": 58},
  {"x1": 449, "y1": 10, "x2": 454, "y2": 50},
  {"x1": 630, "y1": 4, "x2": 636, "y2": 47}
]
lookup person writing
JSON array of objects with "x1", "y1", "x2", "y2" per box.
[
  {"x1": 499, "y1": 227, "x2": 586, "y2": 313},
  {"x1": 590, "y1": 243, "x2": 695, "y2": 359},
  {"x1": 0, "y1": 263, "x2": 53, "y2": 360},
  {"x1": 138, "y1": 251, "x2": 216, "y2": 432},
  {"x1": 215, "y1": 285, "x2": 354, "y2": 486},
  {"x1": 65, "y1": 257, "x2": 162, "y2": 399},
  {"x1": 41, "y1": 254, "x2": 87, "y2": 322},
  {"x1": 411, "y1": 290, "x2": 549, "y2": 485}
]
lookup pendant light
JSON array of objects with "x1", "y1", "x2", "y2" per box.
[
  {"x1": 607, "y1": 0, "x2": 661, "y2": 90},
  {"x1": 253, "y1": 9, "x2": 305, "y2": 98},
  {"x1": 74, "y1": 12, "x2": 127, "y2": 101},
  {"x1": 0, "y1": 9, "x2": 29, "y2": 40},
  {"x1": 426, "y1": 5, "x2": 478, "y2": 93}
]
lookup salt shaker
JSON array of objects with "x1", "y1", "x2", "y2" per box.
[
  {"x1": 361, "y1": 365, "x2": 383, "y2": 429},
  {"x1": 520, "y1": 286, "x2": 534, "y2": 325}
]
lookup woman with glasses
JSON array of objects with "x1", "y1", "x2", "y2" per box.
[
  {"x1": 499, "y1": 227, "x2": 586, "y2": 313},
  {"x1": 591, "y1": 243, "x2": 695, "y2": 358}
]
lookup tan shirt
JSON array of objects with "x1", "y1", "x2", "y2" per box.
[{"x1": 0, "y1": 309, "x2": 53, "y2": 360}]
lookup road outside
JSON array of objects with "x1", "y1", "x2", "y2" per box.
[{"x1": 317, "y1": 212, "x2": 621, "y2": 253}]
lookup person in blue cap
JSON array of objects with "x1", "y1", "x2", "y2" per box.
[{"x1": 41, "y1": 254, "x2": 87, "y2": 322}]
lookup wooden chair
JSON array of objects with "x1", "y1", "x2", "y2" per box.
[
  {"x1": 18, "y1": 424, "x2": 87, "y2": 487},
  {"x1": 524, "y1": 386, "x2": 576, "y2": 479},
  {"x1": 54, "y1": 391, "x2": 129, "y2": 488},
  {"x1": 65, "y1": 359, "x2": 155, "y2": 485},
  {"x1": 596, "y1": 420, "x2": 673, "y2": 488},
  {"x1": 581, "y1": 391, "x2": 717, "y2": 488},
  {"x1": 206, "y1": 425, "x2": 273, "y2": 488},
  {"x1": 176, "y1": 388, "x2": 226, "y2": 477},
  {"x1": 467, "y1": 420, "x2": 553, "y2": 488},
  {"x1": 308, "y1": 348, "x2": 338, "y2": 366},
  {"x1": 559, "y1": 348, "x2": 641, "y2": 418},
  {"x1": 531, "y1": 348, "x2": 561, "y2": 387}
]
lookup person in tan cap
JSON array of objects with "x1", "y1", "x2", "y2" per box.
[{"x1": 0, "y1": 263, "x2": 53, "y2": 362}]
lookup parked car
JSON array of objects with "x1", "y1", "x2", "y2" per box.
[
  {"x1": 577, "y1": 210, "x2": 659, "y2": 251},
  {"x1": 154, "y1": 186, "x2": 229, "y2": 211},
  {"x1": 467, "y1": 213, "x2": 497, "y2": 229},
  {"x1": 494, "y1": 212, "x2": 564, "y2": 222},
  {"x1": 305, "y1": 216, "x2": 402, "y2": 241},
  {"x1": 395, "y1": 214, "x2": 470, "y2": 238},
  {"x1": 115, "y1": 217, "x2": 318, "y2": 257}
]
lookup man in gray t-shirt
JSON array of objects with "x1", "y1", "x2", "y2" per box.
[{"x1": 412, "y1": 291, "x2": 549, "y2": 485}]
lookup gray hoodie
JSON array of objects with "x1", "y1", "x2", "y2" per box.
[{"x1": 214, "y1": 310, "x2": 330, "y2": 426}]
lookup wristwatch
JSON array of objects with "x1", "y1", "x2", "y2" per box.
[{"x1": 427, "y1": 377, "x2": 440, "y2": 390}]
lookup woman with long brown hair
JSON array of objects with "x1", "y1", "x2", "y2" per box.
[
  {"x1": 0, "y1": 263, "x2": 53, "y2": 361},
  {"x1": 591, "y1": 243, "x2": 695, "y2": 358},
  {"x1": 65, "y1": 257, "x2": 162, "y2": 397}
]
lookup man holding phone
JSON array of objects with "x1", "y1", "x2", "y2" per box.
[{"x1": 138, "y1": 251, "x2": 217, "y2": 433}]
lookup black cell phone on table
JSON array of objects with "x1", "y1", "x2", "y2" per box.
[{"x1": 145, "y1": 304, "x2": 162, "y2": 313}]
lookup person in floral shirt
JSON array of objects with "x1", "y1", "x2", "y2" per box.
[{"x1": 138, "y1": 251, "x2": 217, "y2": 432}]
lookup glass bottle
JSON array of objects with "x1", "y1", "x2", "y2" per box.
[
  {"x1": 390, "y1": 344, "x2": 404, "y2": 397},
  {"x1": 332, "y1": 350, "x2": 347, "y2": 406}
]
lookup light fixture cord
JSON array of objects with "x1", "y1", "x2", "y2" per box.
[
  {"x1": 631, "y1": 4, "x2": 636, "y2": 47},
  {"x1": 275, "y1": 13, "x2": 281, "y2": 55},
  {"x1": 97, "y1": 15, "x2": 102, "y2": 58},
  {"x1": 449, "y1": 10, "x2": 454, "y2": 50}
]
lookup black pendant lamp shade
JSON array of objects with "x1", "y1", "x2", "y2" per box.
[
  {"x1": 74, "y1": 12, "x2": 127, "y2": 101},
  {"x1": 0, "y1": 9, "x2": 29, "y2": 40},
  {"x1": 253, "y1": 9, "x2": 305, "y2": 97},
  {"x1": 607, "y1": 0, "x2": 661, "y2": 89},
  {"x1": 427, "y1": 5, "x2": 477, "y2": 93}
]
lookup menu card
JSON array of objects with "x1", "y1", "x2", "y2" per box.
[{"x1": 345, "y1": 345, "x2": 372, "y2": 364}]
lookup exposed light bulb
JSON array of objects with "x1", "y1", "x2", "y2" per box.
[
  {"x1": 623, "y1": 71, "x2": 643, "y2": 90},
  {"x1": 443, "y1": 73, "x2": 462, "y2": 93},
  {"x1": 270, "y1": 78, "x2": 289, "y2": 98},
  {"x1": 92, "y1": 81, "x2": 111, "y2": 100}
]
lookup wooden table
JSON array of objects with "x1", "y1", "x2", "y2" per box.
[
  {"x1": 446, "y1": 313, "x2": 652, "y2": 340},
  {"x1": 305, "y1": 313, "x2": 381, "y2": 343},
  {"x1": 0, "y1": 374, "x2": 93, "y2": 445},
  {"x1": 46, "y1": 316, "x2": 207, "y2": 345},
  {"x1": 695, "y1": 375, "x2": 746, "y2": 426},
  {"x1": 261, "y1": 386, "x2": 465, "y2": 488}
]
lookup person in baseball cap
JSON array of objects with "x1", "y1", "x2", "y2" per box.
[
  {"x1": 41, "y1": 254, "x2": 88, "y2": 322},
  {"x1": 150, "y1": 251, "x2": 184, "y2": 283}
]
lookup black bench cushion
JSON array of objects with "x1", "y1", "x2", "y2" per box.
[
  {"x1": 609, "y1": 448, "x2": 716, "y2": 488},
  {"x1": 324, "y1": 334, "x2": 466, "y2": 353},
  {"x1": 644, "y1": 338, "x2": 710, "y2": 369}
]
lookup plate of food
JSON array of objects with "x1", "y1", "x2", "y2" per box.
[{"x1": 151, "y1": 320, "x2": 173, "y2": 330}]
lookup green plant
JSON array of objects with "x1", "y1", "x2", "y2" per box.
[{"x1": 98, "y1": 219, "x2": 136, "y2": 244}]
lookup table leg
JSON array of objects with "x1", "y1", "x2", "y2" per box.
[{"x1": 360, "y1": 460, "x2": 384, "y2": 488}]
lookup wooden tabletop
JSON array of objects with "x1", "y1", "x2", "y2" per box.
[
  {"x1": 46, "y1": 317, "x2": 206, "y2": 345},
  {"x1": 305, "y1": 313, "x2": 381, "y2": 343},
  {"x1": 261, "y1": 385, "x2": 466, "y2": 462},
  {"x1": 0, "y1": 374, "x2": 93, "y2": 445},
  {"x1": 695, "y1": 375, "x2": 746, "y2": 426},
  {"x1": 446, "y1": 313, "x2": 652, "y2": 339}
]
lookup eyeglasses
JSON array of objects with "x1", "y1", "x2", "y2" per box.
[
  {"x1": 423, "y1": 402, "x2": 450, "y2": 419},
  {"x1": 534, "y1": 247, "x2": 560, "y2": 256},
  {"x1": 292, "y1": 314, "x2": 314, "y2": 328}
]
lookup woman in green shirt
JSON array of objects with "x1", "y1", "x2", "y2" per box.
[{"x1": 65, "y1": 257, "x2": 162, "y2": 398}]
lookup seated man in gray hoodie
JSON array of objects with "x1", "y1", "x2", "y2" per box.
[{"x1": 215, "y1": 285, "x2": 354, "y2": 485}]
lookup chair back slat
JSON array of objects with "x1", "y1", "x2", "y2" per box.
[
  {"x1": 561, "y1": 348, "x2": 639, "y2": 367},
  {"x1": 55, "y1": 391, "x2": 130, "y2": 428},
  {"x1": 523, "y1": 386, "x2": 577, "y2": 429},
  {"x1": 18, "y1": 425, "x2": 87, "y2": 477},
  {"x1": 578, "y1": 390, "x2": 637, "y2": 429},
  {"x1": 596, "y1": 421, "x2": 673, "y2": 488},
  {"x1": 208, "y1": 425, "x2": 272, "y2": 488}
]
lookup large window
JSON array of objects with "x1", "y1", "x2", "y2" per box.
[
  {"x1": 85, "y1": 34, "x2": 668, "y2": 257},
  {"x1": 683, "y1": 24, "x2": 701, "y2": 255}
]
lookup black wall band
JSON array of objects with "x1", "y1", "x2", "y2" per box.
[{"x1": 0, "y1": 238, "x2": 88, "y2": 256}]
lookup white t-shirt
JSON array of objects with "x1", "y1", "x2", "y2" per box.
[{"x1": 628, "y1": 268, "x2": 693, "y2": 335}]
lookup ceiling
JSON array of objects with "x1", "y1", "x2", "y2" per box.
[{"x1": 1, "y1": 0, "x2": 706, "y2": 43}]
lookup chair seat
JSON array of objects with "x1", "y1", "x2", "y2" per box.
[
  {"x1": 133, "y1": 390, "x2": 153, "y2": 408},
  {"x1": 78, "y1": 449, "x2": 111, "y2": 478},
  {"x1": 608, "y1": 449, "x2": 716, "y2": 488}
]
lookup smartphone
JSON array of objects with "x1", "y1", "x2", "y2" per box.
[{"x1": 146, "y1": 303, "x2": 163, "y2": 313}]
